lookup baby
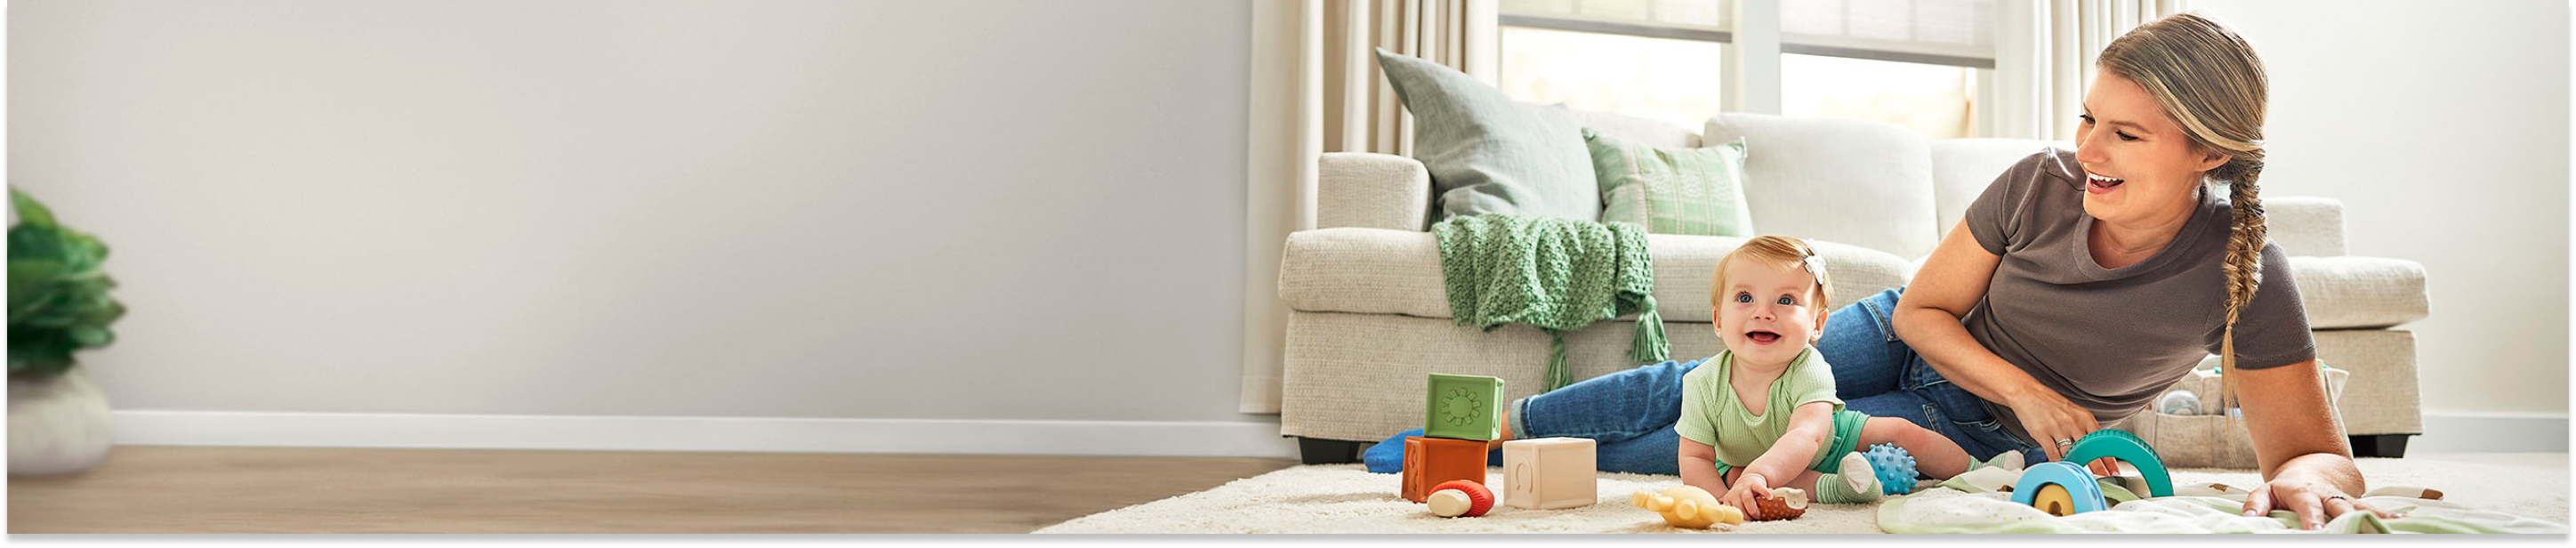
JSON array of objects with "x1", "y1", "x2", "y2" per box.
[{"x1": 1678, "y1": 236, "x2": 1976, "y2": 518}]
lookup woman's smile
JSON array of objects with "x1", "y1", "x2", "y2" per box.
[{"x1": 2085, "y1": 170, "x2": 2126, "y2": 194}]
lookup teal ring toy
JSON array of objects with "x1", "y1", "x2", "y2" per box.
[
  {"x1": 2058, "y1": 430, "x2": 2173, "y2": 498},
  {"x1": 2009, "y1": 461, "x2": 2109, "y2": 515}
]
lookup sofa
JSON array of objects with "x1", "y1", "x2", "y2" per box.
[{"x1": 1276, "y1": 111, "x2": 2431, "y2": 465}]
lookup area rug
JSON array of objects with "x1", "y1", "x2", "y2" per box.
[{"x1": 1034, "y1": 454, "x2": 2568, "y2": 534}]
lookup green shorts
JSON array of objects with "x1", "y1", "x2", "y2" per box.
[{"x1": 1711, "y1": 408, "x2": 1872, "y2": 479}]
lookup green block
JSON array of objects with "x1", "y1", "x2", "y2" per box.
[{"x1": 1424, "y1": 374, "x2": 1505, "y2": 441}]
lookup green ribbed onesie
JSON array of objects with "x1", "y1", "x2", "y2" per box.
[{"x1": 1676, "y1": 346, "x2": 1868, "y2": 479}]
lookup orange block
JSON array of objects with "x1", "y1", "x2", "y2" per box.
[{"x1": 1400, "y1": 437, "x2": 1489, "y2": 503}]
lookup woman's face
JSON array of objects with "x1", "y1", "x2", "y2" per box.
[{"x1": 2072, "y1": 72, "x2": 2231, "y2": 228}]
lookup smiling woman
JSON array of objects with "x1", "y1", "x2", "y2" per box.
[{"x1": 1894, "y1": 12, "x2": 2388, "y2": 529}]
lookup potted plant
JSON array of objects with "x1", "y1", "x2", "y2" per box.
[{"x1": 8, "y1": 189, "x2": 126, "y2": 476}]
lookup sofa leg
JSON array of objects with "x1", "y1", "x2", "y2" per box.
[
  {"x1": 1296, "y1": 437, "x2": 1365, "y2": 464},
  {"x1": 2350, "y1": 434, "x2": 2412, "y2": 458}
]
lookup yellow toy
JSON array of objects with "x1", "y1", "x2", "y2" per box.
[{"x1": 1630, "y1": 486, "x2": 1745, "y2": 528}]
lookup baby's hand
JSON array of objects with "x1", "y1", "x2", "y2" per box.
[{"x1": 1720, "y1": 472, "x2": 1771, "y2": 520}]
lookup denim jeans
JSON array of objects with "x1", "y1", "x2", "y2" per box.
[{"x1": 1509, "y1": 287, "x2": 2045, "y2": 474}]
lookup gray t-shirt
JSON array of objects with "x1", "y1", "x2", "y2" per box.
[{"x1": 1962, "y1": 149, "x2": 2315, "y2": 440}]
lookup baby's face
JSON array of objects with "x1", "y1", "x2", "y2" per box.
[{"x1": 1714, "y1": 259, "x2": 1826, "y2": 368}]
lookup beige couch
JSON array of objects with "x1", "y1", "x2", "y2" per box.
[{"x1": 1276, "y1": 111, "x2": 2431, "y2": 464}]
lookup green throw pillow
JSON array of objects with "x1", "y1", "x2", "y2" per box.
[
  {"x1": 1584, "y1": 128, "x2": 1757, "y2": 237},
  {"x1": 1373, "y1": 48, "x2": 1599, "y2": 222}
]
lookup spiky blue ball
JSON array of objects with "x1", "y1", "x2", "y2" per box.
[{"x1": 1864, "y1": 443, "x2": 1918, "y2": 496}]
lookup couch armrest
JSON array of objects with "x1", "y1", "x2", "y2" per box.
[
  {"x1": 2290, "y1": 255, "x2": 2429, "y2": 329},
  {"x1": 2265, "y1": 197, "x2": 2347, "y2": 257},
  {"x1": 1318, "y1": 152, "x2": 1432, "y2": 231}
]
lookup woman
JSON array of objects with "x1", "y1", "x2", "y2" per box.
[{"x1": 1455, "y1": 13, "x2": 2384, "y2": 529}]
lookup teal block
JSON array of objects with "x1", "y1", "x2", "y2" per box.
[{"x1": 1424, "y1": 374, "x2": 1505, "y2": 441}]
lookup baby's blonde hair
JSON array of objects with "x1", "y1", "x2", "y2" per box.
[{"x1": 1708, "y1": 236, "x2": 1831, "y2": 311}]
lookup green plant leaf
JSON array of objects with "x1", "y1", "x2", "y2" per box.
[
  {"x1": 11, "y1": 188, "x2": 57, "y2": 227},
  {"x1": 4, "y1": 189, "x2": 120, "y2": 379}
]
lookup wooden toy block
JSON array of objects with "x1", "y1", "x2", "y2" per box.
[
  {"x1": 1424, "y1": 374, "x2": 1504, "y2": 441},
  {"x1": 1400, "y1": 436, "x2": 1489, "y2": 503},
  {"x1": 1502, "y1": 437, "x2": 1597, "y2": 509}
]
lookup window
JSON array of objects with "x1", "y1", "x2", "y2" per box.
[
  {"x1": 1499, "y1": 0, "x2": 1994, "y2": 139},
  {"x1": 1500, "y1": 27, "x2": 1726, "y2": 132},
  {"x1": 1780, "y1": 53, "x2": 1976, "y2": 139}
]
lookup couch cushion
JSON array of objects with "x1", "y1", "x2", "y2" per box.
[
  {"x1": 2290, "y1": 255, "x2": 2429, "y2": 329},
  {"x1": 1585, "y1": 129, "x2": 1756, "y2": 237},
  {"x1": 1706, "y1": 113, "x2": 1940, "y2": 259},
  {"x1": 2263, "y1": 197, "x2": 2349, "y2": 257},
  {"x1": 1373, "y1": 49, "x2": 1599, "y2": 222},
  {"x1": 1928, "y1": 139, "x2": 2065, "y2": 242},
  {"x1": 1280, "y1": 228, "x2": 1914, "y2": 322}
]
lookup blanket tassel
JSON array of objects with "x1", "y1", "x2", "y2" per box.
[
  {"x1": 1545, "y1": 332, "x2": 1573, "y2": 392},
  {"x1": 1629, "y1": 295, "x2": 1670, "y2": 364}
]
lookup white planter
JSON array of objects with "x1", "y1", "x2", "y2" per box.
[{"x1": 9, "y1": 367, "x2": 116, "y2": 476}]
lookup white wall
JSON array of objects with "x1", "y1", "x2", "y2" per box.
[
  {"x1": 11, "y1": 0, "x2": 1271, "y2": 442},
  {"x1": 2192, "y1": 1, "x2": 2570, "y2": 417}
]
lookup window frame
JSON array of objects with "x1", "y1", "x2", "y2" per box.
[{"x1": 1500, "y1": 0, "x2": 2000, "y2": 137}]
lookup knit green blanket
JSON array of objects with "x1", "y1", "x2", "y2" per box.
[{"x1": 1432, "y1": 214, "x2": 1669, "y2": 391}]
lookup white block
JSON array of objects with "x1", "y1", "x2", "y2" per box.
[{"x1": 1503, "y1": 437, "x2": 1597, "y2": 510}]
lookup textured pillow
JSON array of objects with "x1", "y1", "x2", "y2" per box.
[
  {"x1": 1372, "y1": 48, "x2": 1599, "y2": 222},
  {"x1": 1585, "y1": 128, "x2": 1757, "y2": 237}
]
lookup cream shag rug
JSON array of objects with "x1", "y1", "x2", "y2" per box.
[{"x1": 1034, "y1": 454, "x2": 2568, "y2": 534}]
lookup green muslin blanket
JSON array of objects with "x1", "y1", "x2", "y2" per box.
[
  {"x1": 1432, "y1": 214, "x2": 1668, "y2": 391},
  {"x1": 1876, "y1": 465, "x2": 2567, "y2": 534}
]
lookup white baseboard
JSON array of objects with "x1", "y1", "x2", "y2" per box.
[
  {"x1": 110, "y1": 410, "x2": 1300, "y2": 459},
  {"x1": 2411, "y1": 412, "x2": 2570, "y2": 454}
]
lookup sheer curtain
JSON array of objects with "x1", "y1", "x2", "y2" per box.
[
  {"x1": 1993, "y1": 0, "x2": 2192, "y2": 140},
  {"x1": 1242, "y1": 0, "x2": 1498, "y2": 414}
]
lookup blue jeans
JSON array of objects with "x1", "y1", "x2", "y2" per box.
[{"x1": 1509, "y1": 287, "x2": 2045, "y2": 474}]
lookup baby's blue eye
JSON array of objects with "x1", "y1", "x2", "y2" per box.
[
  {"x1": 1777, "y1": 295, "x2": 1795, "y2": 305},
  {"x1": 1735, "y1": 293, "x2": 1751, "y2": 303}
]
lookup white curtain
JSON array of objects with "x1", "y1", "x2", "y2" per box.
[
  {"x1": 1240, "y1": 0, "x2": 1497, "y2": 414},
  {"x1": 1992, "y1": 0, "x2": 2190, "y2": 140}
]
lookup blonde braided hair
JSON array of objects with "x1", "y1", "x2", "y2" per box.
[{"x1": 2097, "y1": 12, "x2": 2268, "y2": 414}]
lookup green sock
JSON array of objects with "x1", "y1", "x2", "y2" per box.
[{"x1": 1811, "y1": 453, "x2": 1884, "y2": 504}]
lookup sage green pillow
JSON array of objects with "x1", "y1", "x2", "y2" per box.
[
  {"x1": 1373, "y1": 48, "x2": 1599, "y2": 222},
  {"x1": 1585, "y1": 128, "x2": 1756, "y2": 236}
]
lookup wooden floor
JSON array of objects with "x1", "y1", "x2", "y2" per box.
[{"x1": 8, "y1": 446, "x2": 1297, "y2": 533}]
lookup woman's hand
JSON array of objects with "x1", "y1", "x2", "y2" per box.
[
  {"x1": 2243, "y1": 467, "x2": 2396, "y2": 529},
  {"x1": 1720, "y1": 472, "x2": 1772, "y2": 520},
  {"x1": 2003, "y1": 387, "x2": 2104, "y2": 466},
  {"x1": 2234, "y1": 359, "x2": 2384, "y2": 530}
]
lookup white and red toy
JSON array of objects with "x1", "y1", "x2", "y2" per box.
[{"x1": 1426, "y1": 480, "x2": 1496, "y2": 518}]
